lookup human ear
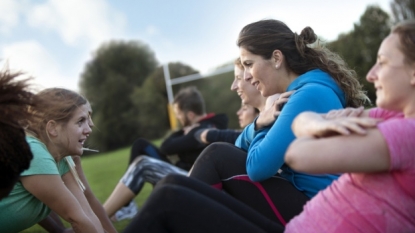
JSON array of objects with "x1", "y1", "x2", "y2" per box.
[
  {"x1": 46, "y1": 120, "x2": 59, "y2": 137},
  {"x1": 272, "y1": 50, "x2": 284, "y2": 69}
]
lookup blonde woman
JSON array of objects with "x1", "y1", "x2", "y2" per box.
[{"x1": 0, "y1": 88, "x2": 116, "y2": 233}]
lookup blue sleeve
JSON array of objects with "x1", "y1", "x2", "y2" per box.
[
  {"x1": 246, "y1": 84, "x2": 344, "y2": 181},
  {"x1": 234, "y1": 122, "x2": 254, "y2": 150}
]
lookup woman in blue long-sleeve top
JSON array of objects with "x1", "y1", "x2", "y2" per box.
[{"x1": 189, "y1": 19, "x2": 369, "y2": 225}]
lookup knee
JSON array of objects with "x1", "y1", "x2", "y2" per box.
[
  {"x1": 132, "y1": 138, "x2": 150, "y2": 150},
  {"x1": 131, "y1": 155, "x2": 152, "y2": 166},
  {"x1": 197, "y1": 142, "x2": 234, "y2": 161},
  {"x1": 157, "y1": 174, "x2": 187, "y2": 188}
]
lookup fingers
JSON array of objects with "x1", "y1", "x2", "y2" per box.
[
  {"x1": 325, "y1": 106, "x2": 365, "y2": 119},
  {"x1": 326, "y1": 117, "x2": 380, "y2": 136},
  {"x1": 279, "y1": 90, "x2": 295, "y2": 99}
]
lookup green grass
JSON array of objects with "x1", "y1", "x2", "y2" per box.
[{"x1": 21, "y1": 145, "x2": 155, "y2": 232}]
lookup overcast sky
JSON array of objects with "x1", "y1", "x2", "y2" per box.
[{"x1": 0, "y1": 0, "x2": 391, "y2": 92}]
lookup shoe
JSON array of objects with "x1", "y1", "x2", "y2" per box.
[{"x1": 112, "y1": 201, "x2": 139, "y2": 222}]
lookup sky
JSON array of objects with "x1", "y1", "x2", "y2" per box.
[{"x1": 0, "y1": 0, "x2": 392, "y2": 92}]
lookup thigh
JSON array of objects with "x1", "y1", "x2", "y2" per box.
[
  {"x1": 125, "y1": 176, "x2": 283, "y2": 233},
  {"x1": 223, "y1": 175, "x2": 309, "y2": 225},
  {"x1": 189, "y1": 142, "x2": 247, "y2": 184}
]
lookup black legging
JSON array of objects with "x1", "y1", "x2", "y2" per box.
[
  {"x1": 189, "y1": 142, "x2": 309, "y2": 225},
  {"x1": 122, "y1": 175, "x2": 284, "y2": 233},
  {"x1": 128, "y1": 138, "x2": 169, "y2": 165}
]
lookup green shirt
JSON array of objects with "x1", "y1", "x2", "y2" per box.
[{"x1": 0, "y1": 136, "x2": 71, "y2": 233}]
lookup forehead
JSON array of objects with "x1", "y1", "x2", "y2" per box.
[
  {"x1": 239, "y1": 47, "x2": 253, "y2": 60},
  {"x1": 72, "y1": 104, "x2": 90, "y2": 118},
  {"x1": 234, "y1": 65, "x2": 243, "y2": 75},
  {"x1": 378, "y1": 34, "x2": 405, "y2": 62}
]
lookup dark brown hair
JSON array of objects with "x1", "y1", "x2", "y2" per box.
[
  {"x1": 0, "y1": 71, "x2": 34, "y2": 194},
  {"x1": 173, "y1": 86, "x2": 205, "y2": 115},
  {"x1": 237, "y1": 19, "x2": 369, "y2": 107},
  {"x1": 392, "y1": 19, "x2": 415, "y2": 65}
]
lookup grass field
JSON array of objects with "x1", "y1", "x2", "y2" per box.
[{"x1": 21, "y1": 145, "x2": 155, "y2": 232}]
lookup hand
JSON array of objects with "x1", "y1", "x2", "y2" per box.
[
  {"x1": 309, "y1": 116, "x2": 381, "y2": 138},
  {"x1": 199, "y1": 129, "x2": 209, "y2": 143},
  {"x1": 256, "y1": 91, "x2": 293, "y2": 129},
  {"x1": 324, "y1": 106, "x2": 365, "y2": 119}
]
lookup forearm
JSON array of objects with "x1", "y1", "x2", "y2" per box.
[
  {"x1": 87, "y1": 193, "x2": 117, "y2": 233},
  {"x1": 72, "y1": 156, "x2": 117, "y2": 233}
]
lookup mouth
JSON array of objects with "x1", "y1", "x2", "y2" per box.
[
  {"x1": 251, "y1": 81, "x2": 259, "y2": 88},
  {"x1": 78, "y1": 139, "x2": 86, "y2": 145}
]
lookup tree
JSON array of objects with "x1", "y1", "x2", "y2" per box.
[
  {"x1": 79, "y1": 40, "x2": 158, "y2": 151},
  {"x1": 328, "y1": 5, "x2": 390, "y2": 103},
  {"x1": 391, "y1": 0, "x2": 415, "y2": 22}
]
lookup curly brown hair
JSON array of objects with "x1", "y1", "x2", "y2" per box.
[
  {"x1": 237, "y1": 19, "x2": 369, "y2": 108},
  {"x1": 0, "y1": 71, "x2": 35, "y2": 196}
]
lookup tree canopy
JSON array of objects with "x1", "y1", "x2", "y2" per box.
[
  {"x1": 328, "y1": 5, "x2": 390, "y2": 104},
  {"x1": 391, "y1": 0, "x2": 415, "y2": 22},
  {"x1": 79, "y1": 40, "x2": 158, "y2": 151}
]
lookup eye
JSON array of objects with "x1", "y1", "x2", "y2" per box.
[{"x1": 77, "y1": 118, "x2": 86, "y2": 126}]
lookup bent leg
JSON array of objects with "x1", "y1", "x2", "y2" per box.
[
  {"x1": 189, "y1": 143, "x2": 309, "y2": 225},
  {"x1": 123, "y1": 175, "x2": 284, "y2": 233},
  {"x1": 129, "y1": 138, "x2": 167, "y2": 165},
  {"x1": 104, "y1": 156, "x2": 187, "y2": 216}
]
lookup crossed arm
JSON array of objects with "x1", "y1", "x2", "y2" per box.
[{"x1": 285, "y1": 108, "x2": 390, "y2": 174}]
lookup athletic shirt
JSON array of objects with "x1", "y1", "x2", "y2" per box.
[
  {"x1": 285, "y1": 108, "x2": 415, "y2": 233},
  {"x1": 0, "y1": 136, "x2": 71, "y2": 233}
]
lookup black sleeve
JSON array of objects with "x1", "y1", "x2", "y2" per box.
[
  {"x1": 205, "y1": 129, "x2": 241, "y2": 144},
  {"x1": 160, "y1": 126, "x2": 211, "y2": 155}
]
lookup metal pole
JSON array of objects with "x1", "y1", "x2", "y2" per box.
[{"x1": 163, "y1": 63, "x2": 174, "y2": 104}]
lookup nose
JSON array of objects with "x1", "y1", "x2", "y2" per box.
[
  {"x1": 366, "y1": 64, "x2": 377, "y2": 83},
  {"x1": 85, "y1": 123, "x2": 93, "y2": 135},
  {"x1": 244, "y1": 70, "x2": 252, "y2": 82},
  {"x1": 230, "y1": 78, "x2": 238, "y2": 91}
]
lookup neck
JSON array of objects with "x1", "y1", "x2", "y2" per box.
[
  {"x1": 44, "y1": 140, "x2": 64, "y2": 162},
  {"x1": 191, "y1": 113, "x2": 207, "y2": 125},
  {"x1": 255, "y1": 97, "x2": 267, "y2": 112}
]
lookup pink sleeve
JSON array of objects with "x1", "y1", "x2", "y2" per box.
[
  {"x1": 377, "y1": 118, "x2": 415, "y2": 171},
  {"x1": 369, "y1": 108, "x2": 404, "y2": 119}
]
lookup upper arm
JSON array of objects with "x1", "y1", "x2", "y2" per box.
[
  {"x1": 21, "y1": 174, "x2": 89, "y2": 222},
  {"x1": 160, "y1": 127, "x2": 206, "y2": 154},
  {"x1": 285, "y1": 127, "x2": 390, "y2": 174}
]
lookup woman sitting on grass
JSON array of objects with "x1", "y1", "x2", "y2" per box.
[{"x1": 0, "y1": 87, "x2": 116, "y2": 233}]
